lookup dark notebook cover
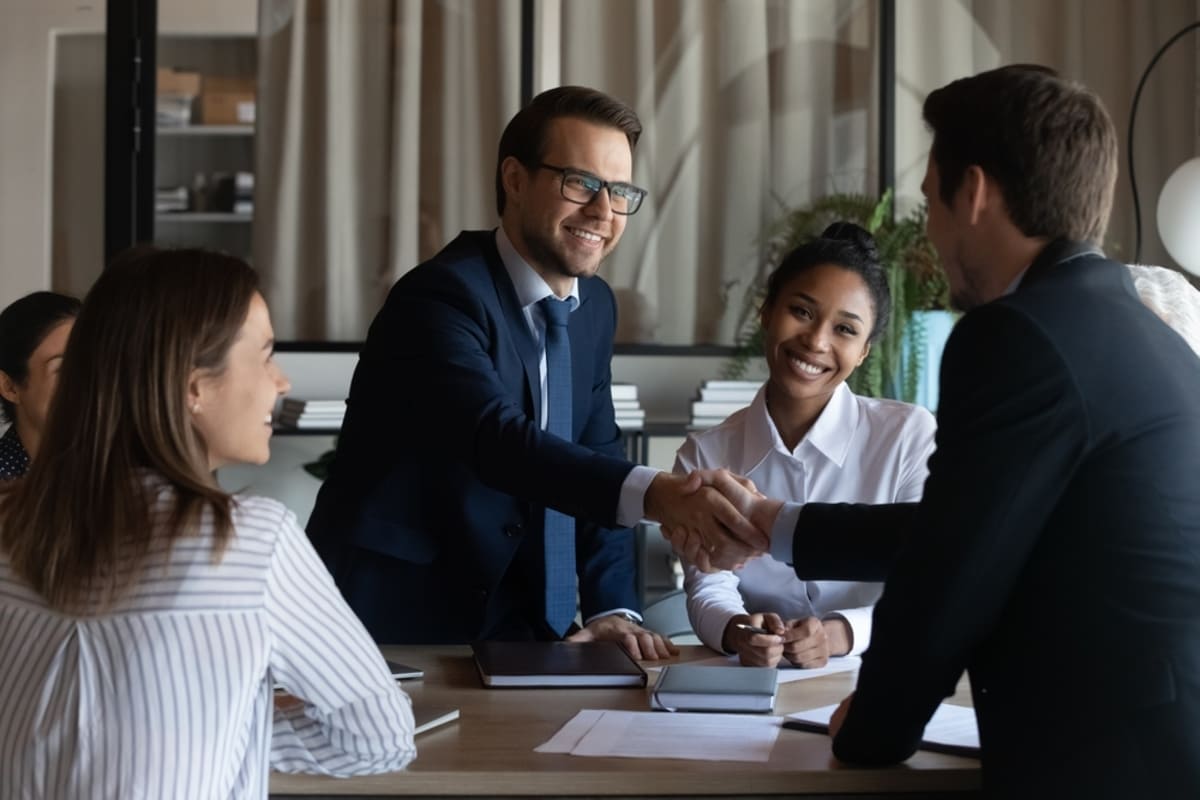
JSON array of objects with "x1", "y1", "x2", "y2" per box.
[{"x1": 471, "y1": 641, "x2": 647, "y2": 688}]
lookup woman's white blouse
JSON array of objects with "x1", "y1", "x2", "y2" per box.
[
  {"x1": 0, "y1": 484, "x2": 416, "y2": 799},
  {"x1": 677, "y1": 383, "x2": 937, "y2": 655}
]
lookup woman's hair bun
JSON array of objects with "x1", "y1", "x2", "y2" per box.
[{"x1": 819, "y1": 221, "x2": 879, "y2": 263}]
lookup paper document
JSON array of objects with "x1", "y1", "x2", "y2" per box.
[
  {"x1": 644, "y1": 654, "x2": 860, "y2": 684},
  {"x1": 786, "y1": 702, "x2": 980, "y2": 756},
  {"x1": 537, "y1": 709, "x2": 780, "y2": 762}
]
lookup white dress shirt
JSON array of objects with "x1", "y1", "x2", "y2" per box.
[
  {"x1": 0, "y1": 481, "x2": 416, "y2": 799},
  {"x1": 495, "y1": 228, "x2": 647, "y2": 624},
  {"x1": 678, "y1": 383, "x2": 936, "y2": 655}
]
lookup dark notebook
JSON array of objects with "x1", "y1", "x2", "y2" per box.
[{"x1": 471, "y1": 641, "x2": 647, "y2": 688}]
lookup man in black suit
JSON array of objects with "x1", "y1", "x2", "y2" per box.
[
  {"x1": 675, "y1": 65, "x2": 1200, "y2": 795},
  {"x1": 308, "y1": 86, "x2": 762, "y2": 655}
]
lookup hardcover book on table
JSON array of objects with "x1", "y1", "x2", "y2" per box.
[
  {"x1": 650, "y1": 664, "x2": 778, "y2": 712},
  {"x1": 471, "y1": 641, "x2": 647, "y2": 688}
]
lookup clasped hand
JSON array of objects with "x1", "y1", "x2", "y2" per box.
[{"x1": 645, "y1": 468, "x2": 783, "y2": 572}]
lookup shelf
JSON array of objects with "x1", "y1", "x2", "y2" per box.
[
  {"x1": 156, "y1": 213, "x2": 251, "y2": 223},
  {"x1": 158, "y1": 125, "x2": 254, "y2": 137}
]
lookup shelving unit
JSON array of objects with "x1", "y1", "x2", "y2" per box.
[{"x1": 155, "y1": 33, "x2": 257, "y2": 261}]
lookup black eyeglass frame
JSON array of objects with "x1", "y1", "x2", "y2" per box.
[{"x1": 536, "y1": 163, "x2": 647, "y2": 216}]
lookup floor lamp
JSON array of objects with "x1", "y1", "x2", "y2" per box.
[{"x1": 1129, "y1": 20, "x2": 1200, "y2": 275}]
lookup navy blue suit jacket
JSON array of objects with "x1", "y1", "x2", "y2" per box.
[
  {"x1": 789, "y1": 242, "x2": 1200, "y2": 796},
  {"x1": 307, "y1": 231, "x2": 638, "y2": 644}
]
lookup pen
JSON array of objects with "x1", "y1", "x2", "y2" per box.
[{"x1": 734, "y1": 622, "x2": 779, "y2": 636}]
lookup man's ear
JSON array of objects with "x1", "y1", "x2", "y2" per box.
[
  {"x1": 500, "y1": 156, "x2": 529, "y2": 210},
  {"x1": 0, "y1": 370, "x2": 20, "y2": 406},
  {"x1": 961, "y1": 165, "x2": 991, "y2": 225}
]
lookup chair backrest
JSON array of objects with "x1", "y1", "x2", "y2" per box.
[
  {"x1": 1129, "y1": 264, "x2": 1200, "y2": 357},
  {"x1": 640, "y1": 589, "x2": 696, "y2": 640}
]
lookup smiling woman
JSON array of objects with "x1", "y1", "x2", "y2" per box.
[
  {"x1": 676, "y1": 222, "x2": 937, "y2": 670},
  {"x1": 0, "y1": 247, "x2": 415, "y2": 798}
]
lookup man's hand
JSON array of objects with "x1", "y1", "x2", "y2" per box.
[
  {"x1": 646, "y1": 471, "x2": 768, "y2": 572},
  {"x1": 829, "y1": 692, "x2": 854, "y2": 739},
  {"x1": 657, "y1": 469, "x2": 783, "y2": 572},
  {"x1": 568, "y1": 613, "x2": 680, "y2": 660},
  {"x1": 780, "y1": 616, "x2": 851, "y2": 668},
  {"x1": 722, "y1": 612, "x2": 786, "y2": 667}
]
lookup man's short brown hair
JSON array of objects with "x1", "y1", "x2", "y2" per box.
[
  {"x1": 495, "y1": 86, "x2": 642, "y2": 216},
  {"x1": 923, "y1": 64, "x2": 1118, "y2": 245}
]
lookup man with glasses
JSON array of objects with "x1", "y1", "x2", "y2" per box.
[{"x1": 308, "y1": 85, "x2": 763, "y2": 653}]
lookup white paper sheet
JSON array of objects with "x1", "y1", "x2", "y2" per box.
[
  {"x1": 534, "y1": 708, "x2": 605, "y2": 753},
  {"x1": 537, "y1": 709, "x2": 781, "y2": 762},
  {"x1": 644, "y1": 654, "x2": 860, "y2": 683},
  {"x1": 787, "y1": 702, "x2": 979, "y2": 752}
]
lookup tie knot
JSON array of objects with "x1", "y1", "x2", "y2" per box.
[{"x1": 539, "y1": 296, "x2": 572, "y2": 327}]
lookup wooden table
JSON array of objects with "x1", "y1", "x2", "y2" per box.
[{"x1": 270, "y1": 645, "x2": 981, "y2": 798}]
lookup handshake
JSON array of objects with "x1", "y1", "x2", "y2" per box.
[{"x1": 644, "y1": 469, "x2": 785, "y2": 573}]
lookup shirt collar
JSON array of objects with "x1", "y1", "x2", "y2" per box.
[
  {"x1": 743, "y1": 381, "x2": 858, "y2": 469},
  {"x1": 495, "y1": 227, "x2": 581, "y2": 311}
]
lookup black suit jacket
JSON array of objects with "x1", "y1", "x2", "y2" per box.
[
  {"x1": 307, "y1": 230, "x2": 638, "y2": 644},
  {"x1": 792, "y1": 242, "x2": 1200, "y2": 796}
]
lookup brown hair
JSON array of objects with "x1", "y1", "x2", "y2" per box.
[
  {"x1": 494, "y1": 85, "x2": 642, "y2": 215},
  {"x1": 922, "y1": 64, "x2": 1118, "y2": 245},
  {"x1": 0, "y1": 247, "x2": 259, "y2": 612}
]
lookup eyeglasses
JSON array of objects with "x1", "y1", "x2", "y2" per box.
[{"x1": 537, "y1": 163, "x2": 647, "y2": 216}]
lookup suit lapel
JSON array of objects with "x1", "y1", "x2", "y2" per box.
[{"x1": 482, "y1": 235, "x2": 543, "y2": 425}]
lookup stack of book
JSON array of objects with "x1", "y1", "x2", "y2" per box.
[
  {"x1": 689, "y1": 380, "x2": 763, "y2": 429},
  {"x1": 155, "y1": 186, "x2": 189, "y2": 213},
  {"x1": 275, "y1": 398, "x2": 346, "y2": 430},
  {"x1": 611, "y1": 383, "x2": 645, "y2": 430}
]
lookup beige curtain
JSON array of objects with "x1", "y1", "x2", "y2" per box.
[
  {"x1": 254, "y1": 0, "x2": 521, "y2": 340},
  {"x1": 894, "y1": 0, "x2": 1200, "y2": 272},
  {"x1": 551, "y1": 0, "x2": 879, "y2": 344}
]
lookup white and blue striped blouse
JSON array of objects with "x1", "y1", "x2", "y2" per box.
[{"x1": 0, "y1": 482, "x2": 416, "y2": 799}]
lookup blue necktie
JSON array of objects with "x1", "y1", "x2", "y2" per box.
[{"x1": 539, "y1": 296, "x2": 577, "y2": 636}]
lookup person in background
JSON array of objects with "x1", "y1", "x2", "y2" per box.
[
  {"x1": 678, "y1": 223, "x2": 935, "y2": 668},
  {"x1": 0, "y1": 248, "x2": 415, "y2": 799},
  {"x1": 0, "y1": 291, "x2": 80, "y2": 478}
]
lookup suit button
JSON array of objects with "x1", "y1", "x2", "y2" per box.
[
  {"x1": 478, "y1": 588, "x2": 488, "y2": 599},
  {"x1": 504, "y1": 523, "x2": 523, "y2": 538}
]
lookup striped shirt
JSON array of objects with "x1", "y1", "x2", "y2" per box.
[{"x1": 0, "y1": 482, "x2": 416, "y2": 799}]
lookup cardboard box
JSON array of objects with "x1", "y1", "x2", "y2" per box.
[
  {"x1": 202, "y1": 76, "x2": 256, "y2": 125},
  {"x1": 157, "y1": 67, "x2": 201, "y2": 98}
]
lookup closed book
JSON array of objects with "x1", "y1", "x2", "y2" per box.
[
  {"x1": 650, "y1": 664, "x2": 778, "y2": 713},
  {"x1": 412, "y1": 702, "x2": 460, "y2": 735},
  {"x1": 280, "y1": 398, "x2": 345, "y2": 413},
  {"x1": 472, "y1": 641, "x2": 647, "y2": 688},
  {"x1": 701, "y1": 380, "x2": 763, "y2": 390},
  {"x1": 611, "y1": 383, "x2": 639, "y2": 401},
  {"x1": 613, "y1": 399, "x2": 642, "y2": 411},
  {"x1": 690, "y1": 400, "x2": 752, "y2": 417},
  {"x1": 700, "y1": 386, "x2": 760, "y2": 402}
]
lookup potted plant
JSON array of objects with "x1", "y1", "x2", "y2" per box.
[{"x1": 724, "y1": 190, "x2": 952, "y2": 406}]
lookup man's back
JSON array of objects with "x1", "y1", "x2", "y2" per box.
[{"x1": 809, "y1": 249, "x2": 1200, "y2": 795}]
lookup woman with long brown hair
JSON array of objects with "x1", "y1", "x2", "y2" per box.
[{"x1": 0, "y1": 248, "x2": 415, "y2": 798}]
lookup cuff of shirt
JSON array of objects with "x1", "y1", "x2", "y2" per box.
[
  {"x1": 821, "y1": 605, "x2": 873, "y2": 656},
  {"x1": 583, "y1": 608, "x2": 643, "y2": 627},
  {"x1": 617, "y1": 465, "x2": 659, "y2": 528},
  {"x1": 769, "y1": 502, "x2": 803, "y2": 564}
]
